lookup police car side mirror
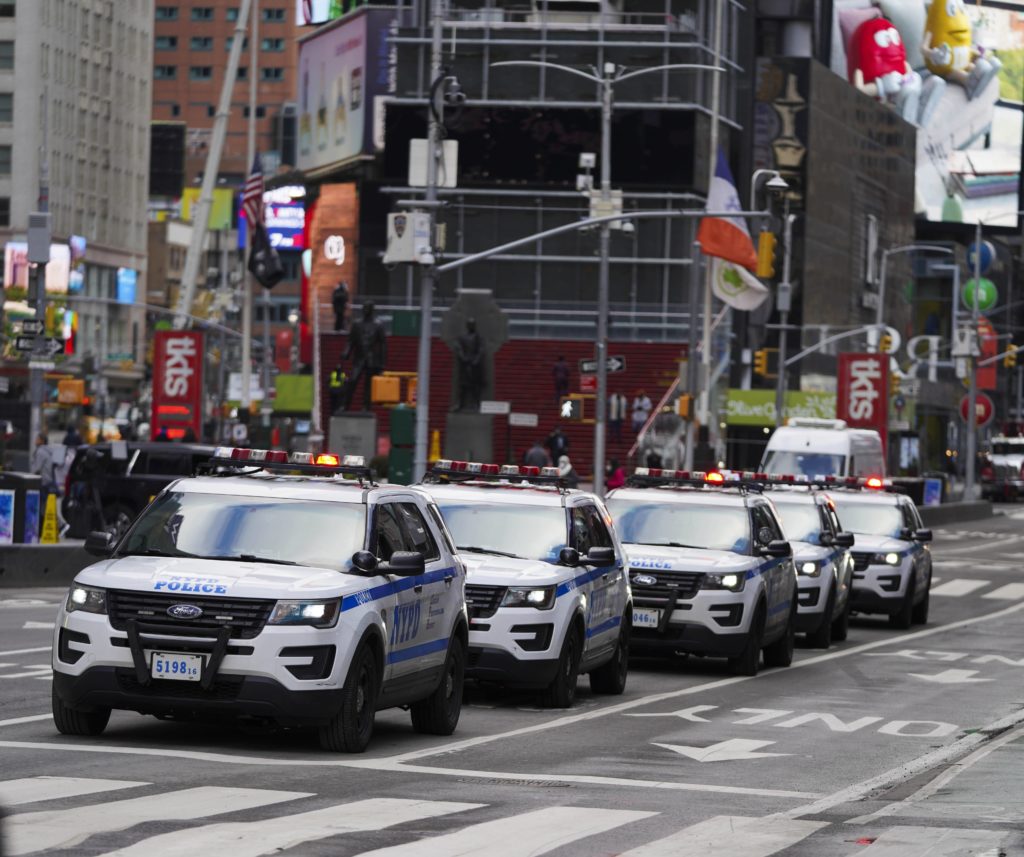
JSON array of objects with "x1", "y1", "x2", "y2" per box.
[
  {"x1": 582, "y1": 546, "x2": 615, "y2": 566},
  {"x1": 351, "y1": 550, "x2": 378, "y2": 573},
  {"x1": 834, "y1": 531, "x2": 856, "y2": 549},
  {"x1": 559, "y1": 547, "x2": 581, "y2": 568},
  {"x1": 760, "y1": 539, "x2": 792, "y2": 558},
  {"x1": 913, "y1": 528, "x2": 932, "y2": 543},
  {"x1": 899, "y1": 527, "x2": 914, "y2": 541},
  {"x1": 385, "y1": 551, "x2": 425, "y2": 577},
  {"x1": 85, "y1": 530, "x2": 115, "y2": 558}
]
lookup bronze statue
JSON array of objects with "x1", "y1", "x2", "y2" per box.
[
  {"x1": 452, "y1": 318, "x2": 484, "y2": 412},
  {"x1": 341, "y1": 302, "x2": 387, "y2": 411}
]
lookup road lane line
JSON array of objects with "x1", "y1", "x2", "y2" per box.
[
  {"x1": 0, "y1": 646, "x2": 51, "y2": 657},
  {"x1": 983, "y1": 583, "x2": 1024, "y2": 600},
  {"x1": 618, "y1": 815, "x2": 827, "y2": 857},
  {"x1": 351, "y1": 806, "x2": 656, "y2": 857},
  {"x1": 5, "y1": 786, "x2": 312, "y2": 856},
  {"x1": 0, "y1": 776, "x2": 148, "y2": 806},
  {"x1": 0, "y1": 714, "x2": 52, "y2": 727},
  {"x1": 96, "y1": 798, "x2": 485, "y2": 857},
  {"x1": 848, "y1": 826, "x2": 1008, "y2": 856},
  {"x1": 929, "y1": 579, "x2": 990, "y2": 597}
]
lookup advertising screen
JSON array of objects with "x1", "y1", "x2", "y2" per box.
[
  {"x1": 830, "y1": 0, "x2": 1022, "y2": 226},
  {"x1": 238, "y1": 186, "x2": 306, "y2": 251},
  {"x1": 116, "y1": 268, "x2": 137, "y2": 305},
  {"x1": 3, "y1": 242, "x2": 71, "y2": 295}
]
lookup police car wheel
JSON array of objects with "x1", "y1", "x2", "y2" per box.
[
  {"x1": 764, "y1": 600, "x2": 796, "y2": 668},
  {"x1": 541, "y1": 625, "x2": 583, "y2": 709},
  {"x1": 318, "y1": 644, "x2": 378, "y2": 753},
  {"x1": 589, "y1": 613, "x2": 630, "y2": 695},
  {"x1": 51, "y1": 684, "x2": 110, "y2": 737},
  {"x1": 831, "y1": 597, "x2": 850, "y2": 642},
  {"x1": 410, "y1": 636, "x2": 465, "y2": 736},
  {"x1": 729, "y1": 604, "x2": 765, "y2": 677},
  {"x1": 806, "y1": 590, "x2": 834, "y2": 650},
  {"x1": 912, "y1": 575, "x2": 930, "y2": 625},
  {"x1": 889, "y1": 577, "x2": 915, "y2": 630}
]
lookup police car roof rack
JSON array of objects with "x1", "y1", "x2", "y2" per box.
[
  {"x1": 426, "y1": 459, "x2": 569, "y2": 490},
  {"x1": 759, "y1": 474, "x2": 906, "y2": 494},
  {"x1": 626, "y1": 468, "x2": 764, "y2": 494},
  {"x1": 200, "y1": 447, "x2": 376, "y2": 483}
]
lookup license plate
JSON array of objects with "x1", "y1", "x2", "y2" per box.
[
  {"x1": 633, "y1": 608, "x2": 661, "y2": 629},
  {"x1": 150, "y1": 652, "x2": 203, "y2": 682}
]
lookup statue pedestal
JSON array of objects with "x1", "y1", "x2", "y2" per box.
[
  {"x1": 329, "y1": 413, "x2": 377, "y2": 462},
  {"x1": 445, "y1": 413, "x2": 493, "y2": 463}
]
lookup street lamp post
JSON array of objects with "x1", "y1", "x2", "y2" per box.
[
  {"x1": 492, "y1": 59, "x2": 720, "y2": 494},
  {"x1": 875, "y1": 244, "x2": 954, "y2": 342}
]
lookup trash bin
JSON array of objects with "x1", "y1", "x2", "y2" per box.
[{"x1": 0, "y1": 472, "x2": 44, "y2": 544}]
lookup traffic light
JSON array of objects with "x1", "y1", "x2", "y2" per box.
[
  {"x1": 755, "y1": 231, "x2": 777, "y2": 279},
  {"x1": 559, "y1": 398, "x2": 583, "y2": 420},
  {"x1": 1004, "y1": 343, "x2": 1018, "y2": 369},
  {"x1": 890, "y1": 372, "x2": 901, "y2": 395},
  {"x1": 677, "y1": 394, "x2": 693, "y2": 420},
  {"x1": 879, "y1": 333, "x2": 893, "y2": 354},
  {"x1": 753, "y1": 348, "x2": 770, "y2": 377}
]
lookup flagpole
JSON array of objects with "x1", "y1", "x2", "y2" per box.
[{"x1": 241, "y1": 0, "x2": 259, "y2": 426}]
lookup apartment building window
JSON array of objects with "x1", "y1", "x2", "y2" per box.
[
  {"x1": 155, "y1": 6, "x2": 178, "y2": 20},
  {"x1": 0, "y1": 93, "x2": 11, "y2": 123},
  {"x1": 243, "y1": 105, "x2": 266, "y2": 118},
  {"x1": 0, "y1": 197, "x2": 9, "y2": 228},
  {"x1": 189, "y1": 36, "x2": 213, "y2": 51},
  {"x1": 261, "y1": 8, "x2": 285, "y2": 22},
  {"x1": 0, "y1": 1, "x2": 14, "y2": 18},
  {"x1": 225, "y1": 36, "x2": 248, "y2": 51},
  {"x1": 0, "y1": 146, "x2": 11, "y2": 175},
  {"x1": 170, "y1": 103, "x2": 180, "y2": 117},
  {"x1": 154, "y1": 35, "x2": 177, "y2": 50},
  {"x1": 236, "y1": 66, "x2": 248, "y2": 80},
  {"x1": 260, "y1": 38, "x2": 284, "y2": 52},
  {"x1": 260, "y1": 68, "x2": 284, "y2": 82},
  {"x1": 226, "y1": 7, "x2": 239, "y2": 21},
  {"x1": 154, "y1": 65, "x2": 177, "y2": 79},
  {"x1": 189, "y1": 66, "x2": 212, "y2": 80},
  {"x1": 0, "y1": 42, "x2": 12, "y2": 70},
  {"x1": 190, "y1": 7, "x2": 213, "y2": 21},
  {"x1": 206, "y1": 104, "x2": 215, "y2": 117}
]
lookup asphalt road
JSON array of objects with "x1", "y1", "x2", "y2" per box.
[{"x1": 2, "y1": 512, "x2": 1024, "y2": 856}]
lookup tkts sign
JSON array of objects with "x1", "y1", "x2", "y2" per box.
[
  {"x1": 837, "y1": 353, "x2": 889, "y2": 452},
  {"x1": 151, "y1": 331, "x2": 204, "y2": 441}
]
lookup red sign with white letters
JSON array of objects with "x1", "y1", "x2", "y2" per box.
[
  {"x1": 151, "y1": 331, "x2": 204, "y2": 441},
  {"x1": 836, "y1": 353, "x2": 888, "y2": 454}
]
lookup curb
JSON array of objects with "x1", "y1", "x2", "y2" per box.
[
  {"x1": 917, "y1": 501, "x2": 993, "y2": 527},
  {"x1": 0, "y1": 543, "x2": 91, "y2": 589}
]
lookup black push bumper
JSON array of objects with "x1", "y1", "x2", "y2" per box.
[
  {"x1": 629, "y1": 624, "x2": 749, "y2": 658},
  {"x1": 466, "y1": 646, "x2": 560, "y2": 688}
]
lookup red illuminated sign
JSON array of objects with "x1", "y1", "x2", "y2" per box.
[
  {"x1": 151, "y1": 331, "x2": 204, "y2": 441},
  {"x1": 837, "y1": 353, "x2": 889, "y2": 453}
]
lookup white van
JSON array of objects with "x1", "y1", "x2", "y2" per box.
[{"x1": 759, "y1": 419, "x2": 885, "y2": 478}]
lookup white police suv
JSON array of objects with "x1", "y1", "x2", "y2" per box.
[
  {"x1": 606, "y1": 469, "x2": 797, "y2": 676},
  {"x1": 51, "y1": 448, "x2": 468, "y2": 753},
  {"x1": 763, "y1": 480, "x2": 855, "y2": 649},
  {"x1": 420, "y1": 460, "x2": 631, "y2": 708},
  {"x1": 828, "y1": 479, "x2": 932, "y2": 629}
]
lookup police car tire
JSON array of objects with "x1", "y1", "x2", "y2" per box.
[
  {"x1": 764, "y1": 600, "x2": 796, "y2": 668},
  {"x1": 806, "y1": 590, "x2": 834, "y2": 650},
  {"x1": 831, "y1": 597, "x2": 850, "y2": 642},
  {"x1": 51, "y1": 685, "x2": 110, "y2": 736},
  {"x1": 889, "y1": 577, "x2": 915, "y2": 630},
  {"x1": 912, "y1": 577, "x2": 930, "y2": 625},
  {"x1": 541, "y1": 624, "x2": 583, "y2": 709},
  {"x1": 589, "y1": 613, "x2": 630, "y2": 695},
  {"x1": 318, "y1": 644, "x2": 379, "y2": 753},
  {"x1": 410, "y1": 636, "x2": 465, "y2": 736},
  {"x1": 729, "y1": 604, "x2": 764, "y2": 677}
]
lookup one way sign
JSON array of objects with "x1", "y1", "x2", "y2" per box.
[
  {"x1": 579, "y1": 355, "x2": 627, "y2": 375},
  {"x1": 15, "y1": 336, "x2": 64, "y2": 356}
]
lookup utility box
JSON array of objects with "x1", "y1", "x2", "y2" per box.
[{"x1": 383, "y1": 212, "x2": 432, "y2": 264}]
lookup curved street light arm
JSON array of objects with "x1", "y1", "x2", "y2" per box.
[
  {"x1": 613, "y1": 63, "x2": 723, "y2": 84},
  {"x1": 490, "y1": 60, "x2": 602, "y2": 85}
]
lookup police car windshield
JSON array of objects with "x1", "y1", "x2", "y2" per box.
[
  {"x1": 771, "y1": 501, "x2": 822, "y2": 545},
  {"x1": 435, "y1": 501, "x2": 566, "y2": 562},
  {"x1": 607, "y1": 499, "x2": 751, "y2": 553},
  {"x1": 830, "y1": 498, "x2": 903, "y2": 538},
  {"x1": 762, "y1": 450, "x2": 845, "y2": 477},
  {"x1": 118, "y1": 491, "x2": 366, "y2": 572}
]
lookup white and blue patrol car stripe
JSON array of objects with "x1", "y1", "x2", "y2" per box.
[{"x1": 339, "y1": 567, "x2": 455, "y2": 612}]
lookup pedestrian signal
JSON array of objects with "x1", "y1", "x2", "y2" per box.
[{"x1": 560, "y1": 398, "x2": 583, "y2": 420}]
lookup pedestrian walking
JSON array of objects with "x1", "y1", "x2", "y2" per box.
[
  {"x1": 545, "y1": 426, "x2": 569, "y2": 462},
  {"x1": 524, "y1": 440, "x2": 550, "y2": 468},
  {"x1": 632, "y1": 389, "x2": 652, "y2": 434},
  {"x1": 609, "y1": 391, "x2": 628, "y2": 443},
  {"x1": 31, "y1": 432, "x2": 59, "y2": 512},
  {"x1": 606, "y1": 458, "x2": 626, "y2": 490},
  {"x1": 62, "y1": 424, "x2": 83, "y2": 448},
  {"x1": 557, "y1": 455, "x2": 580, "y2": 489},
  {"x1": 552, "y1": 356, "x2": 570, "y2": 404}
]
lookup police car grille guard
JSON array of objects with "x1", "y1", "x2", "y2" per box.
[
  {"x1": 107, "y1": 590, "x2": 275, "y2": 640},
  {"x1": 630, "y1": 569, "x2": 703, "y2": 599},
  {"x1": 126, "y1": 618, "x2": 232, "y2": 691},
  {"x1": 464, "y1": 584, "x2": 507, "y2": 619}
]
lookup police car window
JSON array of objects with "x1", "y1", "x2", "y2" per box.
[
  {"x1": 752, "y1": 505, "x2": 782, "y2": 544},
  {"x1": 771, "y1": 500, "x2": 821, "y2": 544},
  {"x1": 117, "y1": 491, "x2": 366, "y2": 572},
  {"x1": 426, "y1": 504, "x2": 457, "y2": 555},
  {"x1": 374, "y1": 504, "x2": 408, "y2": 562},
  {"x1": 435, "y1": 501, "x2": 568, "y2": 562},
  {"x1": 830, "y1": 497, "x2": 903, "y2": 538},
  {"x1": 607, "y1": 498, "x2": 750, "y2": 553},
  {"x1": 585, "y1": 505, "x2": 614, "y2": 549},
  {"x1": 571, "y1": 506, "x2": 594, "y2": 555},
  {"x1": 398, "y1": 503, "x2": 440, "y2": 561},
  {"x1": 899, "y1": 501, "x2": 919, "y2": 532},
  {"x1": 826, "y1": 504, "x2": 842, "y2": 535}
]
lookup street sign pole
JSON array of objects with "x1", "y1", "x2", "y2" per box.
[
  {"x1": 966, "y1": 222, "x2": 982, "y2": 499},
  {"x1": 27, "y1": 212, "x2": 51, "y2": 445}
]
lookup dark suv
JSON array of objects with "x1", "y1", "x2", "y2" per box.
[{"x1": 63, "y1": 443, "x2": 214, "y2": 538}]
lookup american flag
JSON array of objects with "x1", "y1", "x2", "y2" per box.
[{"x1": 241, "y1": 153, "x2": 264, "y2": 226}]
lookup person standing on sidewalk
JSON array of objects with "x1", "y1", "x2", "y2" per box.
[
  {"x1": 609, "y1": 391, "x2": 628, "y2": 443},
  {"x1": 31, "y1": 432, "x2": 60, "y2": 516}
]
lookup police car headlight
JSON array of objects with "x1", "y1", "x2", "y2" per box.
[
  {"x1": 799, "y1": 561, "x2": 821, "y2": 577},
  {"x1": 700, "y1": 573, "x2": 745, "y2": 593},
  {"x1": 268, "y1": 599, "x2": 341, "y2": 628},
  {"x1": 870, "y1": 552, "x2": 901, "y2": 566},
  {"x1": 501, "y1": 586, "x2": 556, "y2": 610},
  {"x1": 67, "y1": 585, "x2": 107, "y2": 614}
]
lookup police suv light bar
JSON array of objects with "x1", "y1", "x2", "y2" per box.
[
  {"x1": 431, "y1": 460, "x2": 564, "y2": 484},
  {"x1": 627, "y1": 468, "x2": 764, "y2": 492},
  {"x1": 206, "y1": 447, "x2": 373, "y2": 480}
]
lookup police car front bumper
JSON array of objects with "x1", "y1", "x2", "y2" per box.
[
  {"x1": 851, "y1": 562, "x2": 909, "y2": 614},
  {"x1": 466, "y1": 603, "x2": 568, "y2": 684},
  {"x1": 795, "y1": 577, "x2": 829, "y2": 631},
  {"x1": 630, "y1": 590, "x2": 754, "y2": 657}
]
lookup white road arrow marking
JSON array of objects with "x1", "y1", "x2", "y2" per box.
[
  {"x1": 626, "y1": 705, "x2": 717, "y2": 722},
  {"x1": 22, "y1": 621, "x2": 54, "y2": 630},
  {"x1": 653, "y1": 738, "x2": 789, "y2": 762},
  {"x1": 908, "y1": 669, "x2": 991, "y2": 684}
]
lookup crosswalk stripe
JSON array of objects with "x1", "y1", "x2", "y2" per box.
[
  {"x1": 0, "y1": 777, "x2": 148, "y2": 807},
  {"x1": 351, "y1": 806, "x2": 656, "y2": 857},
  {"x1": 982, "y1": 582, "x2": 1024, "y2": 600},
  {"x1": 850, "y1": 825, "x2": 1008, "y2": 856},
  {"x1": 6, "y1": 786, "x2": 311, "y2": 856},
  {"x1": 929, "y1": 579, "x2": 990, "y2": 597},
  {"x1": 97, "y1": 798, "x2": 484, "y2": 857},
  {"x1": 619, "y1": 815, "x2": 826, "y2": 857}
]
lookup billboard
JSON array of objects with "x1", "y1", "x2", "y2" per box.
[
  {"x1": 829, "y1": 1, "x2": 1022, "y2": 226},
  {"x1": 836, "y1": 353, "x2": 889, "y2": 453},
  {"x1": 3, "y1": 242, "x2": 71, "y2": 295},
  {"x1": 116, "y1": 268, "x2": 137, "y2": 305},
  {"x1": 238, "y1": 185, "x2": 306, "y2": 251},
  {"x1": 152, "y1": 331, "x2": 204, "y2": 441},
  {"x1": 726, "y1": 390, "x2": 838, "y2": 427},
  {"x1": 297, "y1": 9, "x2": 395, "y2": 172}
]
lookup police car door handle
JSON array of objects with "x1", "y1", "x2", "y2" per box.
[
  {"x1": 444, "y1": 573, "x2": 454, "y2": 586},
  {"x1": 413, "y1": 584, "x2": 424, "y2": 593}
]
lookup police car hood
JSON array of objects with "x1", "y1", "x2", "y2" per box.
[
  {"x1": 847, "y1": 533, "x2": 907, "y2": 553},
  {"x1": 623, "y1": 544, "x2": 754, "y2": 574},
  {"x1": 791, "y1": 541, "x2": 836, "y2": 563},
  {"x1": 459, "y1": 553, "x2": 566, "y2": 586},
  {"x1": 74, "y1": 555, "x2": 352, "y2": 599}
]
